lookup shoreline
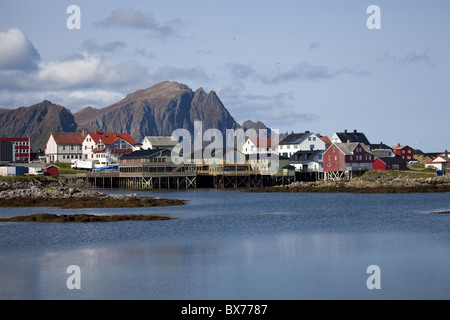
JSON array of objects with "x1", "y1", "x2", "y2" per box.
[
  {"x1": 0, "y1": 176, "x2": 186, "y2": 209},
  {"x1": 1, "y1": 172, "x2": 450, "y2": 209},
  {"x1": 246, "y1": 171, "x2": 450, "y2": 194}
]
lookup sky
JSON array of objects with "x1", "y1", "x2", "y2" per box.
[{"x1": 0, "y1": 0, "x2": 449, "y2": 152}]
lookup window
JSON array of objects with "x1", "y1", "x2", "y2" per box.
[
  {"x1": 310, "y1": 145, "x2": 314, "y2": 150},
  {"x1": 313, "y1": 137, "x2": 316, "y2": 141}
]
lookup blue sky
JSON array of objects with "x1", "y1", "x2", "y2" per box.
[{"x1": 0, "y1": 0, "x2": 449, "y2": 152}]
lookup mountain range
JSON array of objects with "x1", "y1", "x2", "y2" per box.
[{"x1": 0, "y1": 81, "x2": 269, "y2": 151}]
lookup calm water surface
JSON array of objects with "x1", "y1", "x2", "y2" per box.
[{"x1": 1, "y1": 189, "x2": 449, "y2": 300}]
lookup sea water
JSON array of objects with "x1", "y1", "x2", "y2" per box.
[{"x1": 0, "y1": 189, "x2": 449, "y2": 300}]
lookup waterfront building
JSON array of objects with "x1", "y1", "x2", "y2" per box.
[
  {"x1": 289, "y1": 150, "x2": 324, "y2": 173},
  {"x1": 0, "y1": 137, "x2": 31, "y2": 163},
  {"x1": 242, "y1": 137, "x2": 278, "y2": 155},
  {"x1": 323, "y1": 141, "x2": 374, "y2": 180},
  {"x1": 331, "y1": 130, "x2": 371, "y2": 146},
  {"x1": 278, "y1": 131, "x2": 326, "y2": 158},
  {"x1": 425, "y1": 153, "x2": 449, "y2": 172},
  {"x1": 370, "y1": 143, "x2": 395, "y2": 158},
  {"x1": 45, "y1": 132, "x2": 84, "y2": 163},
  {"x1": 0, "y1": 140, "x2": 14, "y2": 163},
  {"x1": 141, "y1": 136, "x2": 178, "y2": 150},
  {"x1": 373, "y1": 157, "x2": 408, "y2": 171},
  {"x1": 82, "y1": 131, "x2": 138, "y2": 167},
  {"x1": 392, "y1": 144, "x2": 414, "y2": 162},
  {"x1": 43, "y1": 164, "x2": 59, "y2": 176}
]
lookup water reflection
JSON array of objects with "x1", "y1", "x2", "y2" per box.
[{"x1": 1, "y1": 190, "x2": 450, "y2": 299}]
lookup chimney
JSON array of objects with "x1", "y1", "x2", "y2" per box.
[
  {"x1": 344, "y1": 129, "x2": 347, "y2": 134},
  {"x1": 354, "y1": 129, "x2": 357, "y2": 133},
  {"x1": 347, "y1": 140, "x2": 350, "y2": 145}
]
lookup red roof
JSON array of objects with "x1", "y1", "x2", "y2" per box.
[
  {"x1": 392, "y1": 144, "x2": 412, "y2": 150},
  {"x1": 51, "y1": 132, "x2": 85, "y2": 145},
  {"x1": 249, "y1": 138, "x2": 277, "y2": 148},
  {"x1": 0, "y1": 137, "x2": 29, "y2": 142},
  {"x1": 320, "y1": 136, "x2": 332, "y2": 146},
  {"x1": 87, "y1": 132, "x2": 137, "y2": 146}
]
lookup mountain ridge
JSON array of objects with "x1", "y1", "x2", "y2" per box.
[{"x1": 0, "y1": 81, "x2": 269, "y2": 151}]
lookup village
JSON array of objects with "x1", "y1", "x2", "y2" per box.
[{"x1": 0, "y1": 128, "x2": 449, "y2": 189}]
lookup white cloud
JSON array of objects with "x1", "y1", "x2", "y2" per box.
[
  {"x1": 96, "y1": 8, "x2": 186, "y2": 39},
  {"x1": 0, "y1": 51, "x2": 150, "y2": 92},
  {"x1": 0, "y1": 28, "x2": 40, "y2": 71},
  {"x1": 33, "y1": 90, "x2": 125, "y2": 111},
  {"x1": 376, "y1": 50, "x2": 434, "y2": 67},
  {"x1": 227, "y1": 62, "x2": 367, "y2": 85}
]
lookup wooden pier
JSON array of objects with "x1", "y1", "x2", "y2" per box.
[{"x1": 74, "y1": 161, "x2": 295, "y2": 190}]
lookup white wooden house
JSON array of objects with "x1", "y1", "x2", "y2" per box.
[
  {"x1": 82, "y1": 131, "x2": 137, "y2": 167},
  {"x1": 289, "y1": 150, "x2": 324, "y2": 172},
  {"x1": 141, "y1": 136, "x2": 178, "y2": 150},
  {"x1": 242, "y1": 137, "x2": 277, "y2": 155},
  {"x1": 45, "y1": 132, "x2": 85, "y2": 163},
  {"x1": 278, "y1": 132, "x2": 326, "y2": 158}
]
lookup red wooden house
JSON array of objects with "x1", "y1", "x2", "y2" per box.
[
  {"x1": 323, "y1": 142, "x2": 374, "y2": 179},
  {"x1": 373, "y1": 157, "x2": 408, "y2": 171},
  {"x1": 43, "y1": 165, "x2": 59, "y2": 176},
  {"x1": 392, "y1": 144, "x2": 414, "y2": 162}
]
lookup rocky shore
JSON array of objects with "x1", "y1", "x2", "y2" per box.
[
  {"x1": 0, "y1": 213, "x2": 176, "y2": 223},
  {"x1": 0, "y1": 177, "x2": 186, "y2": 209},
  {"x1": 246, "y1": 171, "x2": 450, "y2": 193}
]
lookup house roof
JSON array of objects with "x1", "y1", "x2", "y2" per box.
[
  {"x1": 120, "y1": 148, "x2": 170, "y2": 160},
  {"x1": 333, "y1": 142, "x2": 373, "y2": 156},
  {"x1": 289, "y1": 150, "x2": 323, "y2": 163},
  {"x1": 88, "y1": 132, "x2": 137, "y2": 146},
  {"x1": 144, "y1": 136, "x2": 177, "y2": 147},
  {"x1": 51, "y1": 132, "x2": 85, "y2": 145},
  {"x1": 319, "y1": 135, "x2": 332, "y2": 146},
  {"x1": 376, "y1": 157, "x2": 407, "y2": 165},
  {"x1": 279, "y1": 132, "x2": 310, "y2": 145},
  {"x1": 0, "y1": 137, "x2": 29, "y2": 142},
  {"x1": 248, "y1": 137, "x2": 277, "y2": 147},
  {"x1": 44, "y1": 164, "x2": 59, "y2": 169},
  {"x1": 392, "y1": 144, "x2": 412, "y2": 150},
  {"x1": 334, "y1": 130, "x2": 370, "y2": 146},
  {"x1": 432, "y1": 155, "x2": 450, "y2": 163},
  {"x1": 370, "y1": 143, "x2": 393, "y2": 151}
]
